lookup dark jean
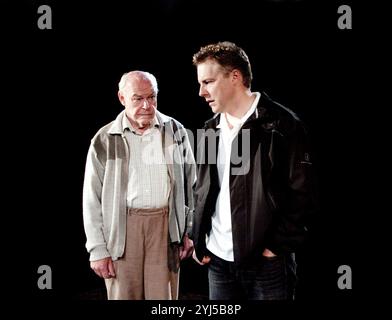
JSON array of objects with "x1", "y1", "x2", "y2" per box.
[{"x1": 207, "y1": 251, "x2": 297, "y2": 300}]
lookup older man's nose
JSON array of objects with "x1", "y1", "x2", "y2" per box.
[{"x1": 142, "y1": 99, "x2": 150, "y2": 109}]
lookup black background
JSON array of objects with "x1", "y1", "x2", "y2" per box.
[{"x1": 4, "y1": 0, "x2": 381, "y2": 314}]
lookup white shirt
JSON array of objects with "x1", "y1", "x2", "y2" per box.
[
  {"x1": 123, "y1": 116, "x2": 170, "y2": 209},
  {"x1": 206, "y1": 92, "x2": 261, "y2": 261}
]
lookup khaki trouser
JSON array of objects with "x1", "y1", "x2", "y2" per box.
[{"x1": 105, "y1": 207, "x2": 180, "y2": 300}]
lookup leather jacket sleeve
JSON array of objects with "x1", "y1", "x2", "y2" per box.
[{"x1": 266, "y1": 120, "x2": 319, "y2": 254}]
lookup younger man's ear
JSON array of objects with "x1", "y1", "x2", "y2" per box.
[{"x1": 231, "y1": 69, "x2": 242, "y2": 83}]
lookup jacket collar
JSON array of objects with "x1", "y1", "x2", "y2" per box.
[{"x1": 203, "y1": 91, "x2": 288, "y2": 130}]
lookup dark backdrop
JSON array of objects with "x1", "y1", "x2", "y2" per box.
[{"x1": 3, "y1": 0, "x2": 373, "y2": 309}]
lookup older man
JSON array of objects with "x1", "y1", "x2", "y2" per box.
[{"x1": 83, "y1": 71, "x2": 195, "y2": 299}]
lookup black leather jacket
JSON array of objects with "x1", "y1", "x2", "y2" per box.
[{"x1": 192, "y1": 92, "x2": 318, "y2": 265}]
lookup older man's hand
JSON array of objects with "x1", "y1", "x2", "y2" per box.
[{"x1": 179, "y1": 234, "x2": 194, "y2": 260}]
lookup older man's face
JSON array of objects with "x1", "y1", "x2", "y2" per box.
[{"x1": 119, "y1": 78, "x2": 157, "y2": 129}]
